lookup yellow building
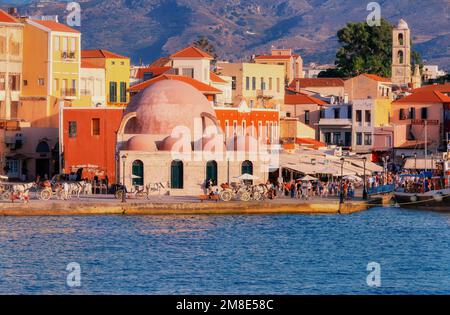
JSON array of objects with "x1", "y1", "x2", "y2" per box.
[
  {"x1": 216, "y1": 62, "x2": 285, "y2": 110},
  {"x1": 0, "y1": 10, "x2": 23, "y2": 121},
  {"x1": 81, "y1": 50, "x2": 130, "y2": 106},
  {"x1": 21, "y1": 19, "x2": 81, "y2": 128},
  {"x1": 254, "y1": 48, "x2": 303, "y2": 85}
]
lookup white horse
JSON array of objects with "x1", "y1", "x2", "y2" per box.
[
  {"x1": 11, "y1": 182, "x2": 36, "y2": 203},
  {"x1": 145, "y1": 182, "x2": 166, "y2": 196}
]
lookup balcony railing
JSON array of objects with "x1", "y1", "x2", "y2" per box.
[
  {"x1": 318, "y1": 118, "x2": 352, "y2": 126},
  {"x1": 61, "y1": 88, "x2": 77, "y2": 98},
  {"x1": 80, "y1": 89, "x2": 92, "y2": 96},
  {"x1": 256, "y1": 90, "x2": 274, "y2": 99}
]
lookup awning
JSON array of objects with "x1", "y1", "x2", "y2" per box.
[{"x1": 404, "y1": 158, "x2": 440, "y2": 170}]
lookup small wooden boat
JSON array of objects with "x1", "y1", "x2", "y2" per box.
[{"x1": 394, "y1": 189, "x2": 450, "y2": 211}]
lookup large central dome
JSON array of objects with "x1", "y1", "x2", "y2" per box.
[{"x1": 125, "y1": 80, "x2": 218, "y2": 136}]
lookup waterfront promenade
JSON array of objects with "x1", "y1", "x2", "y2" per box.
[{"x1": 0, "y1": 194, "x2": 384, "y2": 216}]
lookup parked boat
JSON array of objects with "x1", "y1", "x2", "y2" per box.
[{"x1": 394, "y1": 188, "x2": 450, "y2": 211}]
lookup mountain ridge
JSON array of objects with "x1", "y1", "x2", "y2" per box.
[{"x1": 2, "y1": 0, "x2": 449, "y2": 69}]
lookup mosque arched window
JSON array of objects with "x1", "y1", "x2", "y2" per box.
[
  {"x1": 242, "y1": 160, "x2": 253, "y2": 175},
  {"x1": 206, "y1": 161, "x2": 218, "y2": 186},
  {"x1": 132, "y1": 160, "x2": 144, "y2": 186}
]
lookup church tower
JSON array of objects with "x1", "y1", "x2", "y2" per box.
[{"x1": 391, "y1": 19, "x2": 411, "y2": 86}]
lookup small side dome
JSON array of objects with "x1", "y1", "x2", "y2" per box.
[
  {"x1": 195, "y1": 134, "x2": 226, "y2": 153},
  {"x1": 159, "y1": 135, "x2": 192, "y2": 153},
  {"x1": 397, "y1": 19, "x2": 409, "y2": 29},
  {"x1": 126, "y1": 135, "x2": 158, "y2": 152}
]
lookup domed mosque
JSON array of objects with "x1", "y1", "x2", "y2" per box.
[{"x1": 117, "y1": 79, "x2": 271, "y2": 195}]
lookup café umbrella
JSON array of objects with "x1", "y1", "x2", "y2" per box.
[
  {"x1": 235, "y1": 174, "x2": 259, "y2": 181},
  {"x1": 300, "y1": 175, "x2": 318, "y2": 182}
]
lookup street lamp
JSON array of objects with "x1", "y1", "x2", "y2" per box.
[
  {"x1": 121, "y1": 154, "x2": 127, "y2": 203},
  {"x1": 363, "y1": 156, "x2": 368, "y2": 200},
  {"x1": 340, "y1": 157, "x2": 345, "y2": 204}
]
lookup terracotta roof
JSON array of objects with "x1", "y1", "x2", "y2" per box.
[
  {"x1": 396, "y1": 140, "x2": 428, "y2": 149},
  {"x1": 296, "y1": 138, "x2": 326, "y2": 149},
  {"x1": 285, "y1": 93, "x2": 327, "y2": 105},
  {"x1": 170, "y1": 46, "x2": 213, "y2": 59},
  {"x1": 32, "y1": 20, "x2": 79, "y2": 33},
  {"x1": 81, "y1": 60, "x2": 102, "y2": 69},
  {"x1": 129, "y1": 74, "x2": 222, "y2": 94},
  {"x1": 393, "y1": 90, "x2": 450, "y2": 104},
  {"x1": 149, "y1": 57, "x2": 171, "y2": 67},
  {"x1": 289, "y1": 78, "x2": 345, "y2": 88},
  {"x1": 412, "y1": 83, "x2": 450, "y2": 94},
  {"x1": 81, "y1": 49, "x2": 128, "y2": 59},
  {"x1": 210, "y1": 72, "x2": 228, "y2": 83},
  {"x1": 0, "y1": 9, "x2": 18, "y2": 23},
  {"x1": 136, "y1": 66, "x2": 172, "y2": 79},
  {"x1": 363, "y1": 74, "x2": 391, "y2": 83}
]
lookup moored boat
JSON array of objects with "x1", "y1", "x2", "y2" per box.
[{"x1": 394, "y1": 188, "x2": 450, "y2": 211}]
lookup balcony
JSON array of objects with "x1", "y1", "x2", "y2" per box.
[
  {"x1": 256, "y1": 90, "x2": 274, "y2": 99},
  {"x1": 61, "y1": 88, "x2": 77, "y2": 98},
  {"x1": 318, "y1": 118, "x2": 352, "y2": 127}
]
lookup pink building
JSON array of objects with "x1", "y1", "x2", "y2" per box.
[{"x1": 392, "y1": 90, "x2": 450, "y2": 156}]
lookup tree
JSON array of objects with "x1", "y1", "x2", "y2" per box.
[
  {"x1": 334, "y1": 19, "x2": 393, "y2": 77},
  {"x1": 411, "y1": 50, "x2": 424, "y2": 71},
  {"x1": 193, "y1": 36, "x2": 218, "y2": 61}
]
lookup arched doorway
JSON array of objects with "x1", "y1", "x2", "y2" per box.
[
  {"x1": 132, "y1": 160, "x2": 144, "y2": 186},
  {"x1": 241, "y1": 160, "x2": 253, "y2": 175},
  {"x1": 171, "y1": 160, "x2": 184, "y2": 189},
  {"x1": 36, "y1": 141, "x2": 51, "y2": 179},
  {"x1": 206, "y1": 161, "x2": 218, "y2": 186}
]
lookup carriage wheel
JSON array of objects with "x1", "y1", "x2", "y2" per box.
[
  {"x1": 2, "y1": 191, "x2": 11, "y2": 201},
  {"x1": 115, "y1": 190, "x2": 124, "y2": 200},
  {"x1": 40, "y1": 189, "x2": 52, "y2": 201},
  {"x1": 240, "y1": 191, "x2": 251, "y2": 202},
  {"x1": 253, "y1": 191, "x2": 262, "y2": 201},
  {"x1": 220, "y1": 190, "x2": 233, "y2": 202}
]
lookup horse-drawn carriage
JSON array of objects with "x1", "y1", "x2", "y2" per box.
[
  {"x1": 114, "y1": 183, "x2": 166, "y2": 200},
  {"x1": 219, "y1": 182, "x2": 269, "y2": 202}
]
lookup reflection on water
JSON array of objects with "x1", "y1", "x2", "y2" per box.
[{"x1": 0, "y1": 208, "x2": 449, "y2": 294}]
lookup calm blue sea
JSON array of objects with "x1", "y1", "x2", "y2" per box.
[{"x1": 0, "y1": 207, "x2": 449, "y2": 295}]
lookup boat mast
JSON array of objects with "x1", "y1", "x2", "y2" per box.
[{"x1": 424, "y1": 120, "x2": 428, "y2": 173}]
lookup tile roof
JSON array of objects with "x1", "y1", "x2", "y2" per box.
[
  {"x1": 149, "y1": 57, "x2": 171, "y2": 67},
  {"x1": 135, "y1": 66, "x2": 172, "y2": 79},
  {"x1": 0, "y1": 9, "x2": 18, "y2": 23},
  {"x1": 31, "y1": 20, "x2": 80, "y2": 33},
  {"x1": 289, "y1": 78, "x2": 345, "y2": 88},
  {"x1": 412, "y1": 83, "x2": 450, "y2": 94},
  {"x1": 81, "y1": 49, "x2": 128, "y2": 59},
  {"x1": 285, "y1": 93, "x2": 327, "y2": 105},
  {"x1": 210, "y1": 72, "x2": 228, "y2": 83},
  {"x1": 129, "y1": 74, "x2": 222, "y2": 94},
  {"x1": 170, "y1": 46, "x2": 213, "y2": 59},
  {"x1": 393, "y1": 90, "x2": 450, "y2": 104},
  {"x1": 81, "y1": 60, "x2": 102, "y2": 69},
  {"x1": 255, "y1": 55, "x2": 292, "y2": 60},
  {"x1": 362, "y1": 74, "x2": 391, "y2": 83}
]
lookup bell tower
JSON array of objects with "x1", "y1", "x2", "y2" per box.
[{"x1": 391, "y1": 19, "x2": 411, "y2": 86}]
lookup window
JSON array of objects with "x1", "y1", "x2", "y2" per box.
[
  {"x1": 54, "y1": 36, "x2": 60, "y2": 51},
  {"x1": 334, "y1": 108, "x2": 340, "y2": 119},
  {"x1": 260, "y1": 77, "x2": 265, "y2": 90},
  {"x1": 242, "y1": 120, "x2": 246, "y2": 135},
  {"x1": 365, "y1": 110, "x2": 371, "y2": 124},
  {"x1": 304, "y1": 110, "x2": 310, "y2": 125},
  {"x1": 170, "y1": 160, "x2": 184, "y2": 189},
  {"x1": 53, "y1": 78, "x2": 59, "y2": 92},
  {"x1": 250, "y1": 100, "x2": 254, "y2": 108},
  {"x1": 225, "y1": 120, "x2": 229, "y2": 137},
  {"x1": 132, "y1": 160, "x2": 144, "y2": 186},
  {"x1": 252, "y1": 77, "x2": 256, "y2": 90},
  {"x1": 38, "y1": 78, "x2": 45, "y2": 86},
  {"x1": 242, "y1": 160, "x2": 253, "y2": 175},
  {"x1": 69, "y1": 121, "x2": 77, "y2": 138},
  {"x1": 23, "y1": 80, "x2": 27, "y2": 86},
  {"x1": 92, "y1": 118, "x2": 100, "y2": 136},
  {"x1": 421, "y1": 107, "x2": 428, "y2": 120},
  {"x1": 398, "y1": 51, "x2": 404, "y2": 64},
  {"x1": 182, "y1": 68, "x2": 194, "y2": 78},
  {"x1": 232, "y1": 76, "x2": 237, "y2": 90},
  {"x1": 269, "y1": 77, "x2": 273, "y2": 90},
  {"x1": 333, "y1": 133, "x2": 341, "y2": 145},
  {"x1": 233, "y1": 121, "x2": 238, "y2": 135},
  {"x1": 62, "y1": 37, "x2": 68, "y2": 53},
  {"x1": 70, "y1": 38, "x2": 76, "y2": 54},
  {"x1": 258, "y1": 121, "x2": 263, "y2": 139},
  {"x1": 398, "y1": 33, "x2": 404, "y2": 45},
  {"x1": 8, "y1": 74, "x2": 20, "y2": 91},
  {"x1": 245, "y1": 77, "x2": 250, "y2": 90},
  {"x1": 324, "y1": 132, "x2": 331, "y2": 144},
  {"x1": 399, "y1": 108, "x2": 405, "y2": 120},
  {"x1": 356, "y1": 110, "x2": 362, "y2": 123},
  {"x1": 356, "y1": 133, "x2": 363, "y2": 145},
  {"x1": 320, "y1": 109, "x2": 325, "y2": 119},
  {"x1": 276, "y1": 78, "x2": 280, "y2": 93},
  {"x1": 409, "y1": 107, "x2": 416, "y2": 120},
  {"x1": 143, "y1": 72, "x2": 153, "y2": 81},
  {"x1": 109, "y1": 82, "x2": 117, "y2": 103},
  {"x1": 364, "y1": 133, "x2": 372, "y2": 146},
  {"x1": 120, "y1": 82, "x2": 127, "y2": 103}
]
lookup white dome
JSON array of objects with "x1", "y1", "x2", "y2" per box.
[{"x1": 397, "y1": 19, "x2": 409, "y2": 30}]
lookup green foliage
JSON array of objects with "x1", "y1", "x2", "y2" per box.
[
  {"x1": 334, "y1": 19, "x2": 393, "y2": 77},
  {"x1": 193, "y1": 36, "x2": 218, "y2": 61}
]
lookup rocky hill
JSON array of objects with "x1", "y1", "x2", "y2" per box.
[{"x1": 2, "y1": 0, "x2": 450, "y2": 68}]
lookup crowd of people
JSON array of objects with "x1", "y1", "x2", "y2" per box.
[{"x1": 266, "y1": 180, "x2": 357, "y2": 200}]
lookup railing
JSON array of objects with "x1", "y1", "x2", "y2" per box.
[
  {"x1": 256, "y1": 90, "x2": 274, "y2": 99},
  {"x1": 61, "y1": 88, "x2": 77, "y2": 97},
  {"x1": 61, "y1": 51, "x2": 76, "y2": 59},
  {"x1": 367, "y1": 184, "x2": 395, "y2": 196}
]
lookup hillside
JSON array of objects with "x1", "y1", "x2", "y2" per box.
[{"x1": 2, "y1": 0, "x2": 450, "y2": 68}]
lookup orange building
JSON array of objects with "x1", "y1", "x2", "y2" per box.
[{"x1": 62, "y1": 107, "x2": 125, "y2": 183}]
